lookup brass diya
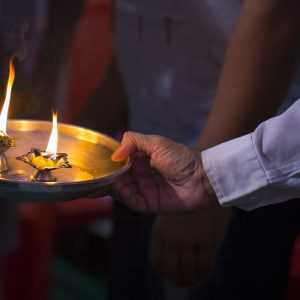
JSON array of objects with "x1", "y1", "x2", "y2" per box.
[
  {"x1": 0, "y1": 131, "x2": 15, "y2": 173},
  {"x1": 16, "y1": 113, "x2": 72, "y2": 182},
  {"x1": 17, "y1": 148, "x2": 71, "y2": 182},
  {"x1": 0, "y1": 120, "x2": 130, "y2": 202}
]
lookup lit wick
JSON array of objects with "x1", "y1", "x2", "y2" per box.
[
  {"x1": 17, "y1": 112, "x2": 71, "y2": 182},
  {"x1": 0, "y1": 59, "x2": 16, "y2": 173}
]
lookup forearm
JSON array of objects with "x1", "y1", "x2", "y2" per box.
[{"x1": 199, "y1": 0, "x2": 300, "y2": 149}]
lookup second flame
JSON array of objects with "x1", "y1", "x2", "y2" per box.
[
  {"x1": 0, "y1": 59, "x2": 15, "y2": 134},
  {"x1": 46, "y1": 112, "x2": 58, "y2": 156}
]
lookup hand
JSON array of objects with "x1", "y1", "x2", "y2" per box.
[
  {"x1": 151, "y1": 209, "x2": 231, "y2": 287},
  {"x1": 112, "y1": 132, "x2": 218, "y2": 212}
]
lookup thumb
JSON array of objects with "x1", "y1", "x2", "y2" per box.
[{"x1": 112, "y1": 131, "x2": 155, "y2": 162}]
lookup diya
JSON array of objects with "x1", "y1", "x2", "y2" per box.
[{"x1": 17, "y1": 112, "x2": 72, "y2": 182}]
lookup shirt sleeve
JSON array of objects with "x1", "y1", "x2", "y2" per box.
[{"x1": 202, "y1": 98, "x2": 300, "y2": 211}]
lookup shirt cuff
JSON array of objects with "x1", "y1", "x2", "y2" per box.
[{"x1": 201, "y1": 133, "x2": 269, "y2": 211}]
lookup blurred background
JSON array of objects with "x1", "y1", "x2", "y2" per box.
[
  {"x1": 1, "y1": 0, "x2": 125, "y2": 299},
  {"x1": 3, "y1": 1, "x2": 300, "y2": 300}
]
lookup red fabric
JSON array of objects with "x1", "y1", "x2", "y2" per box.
[
  {"x1": 4, "y1": 1, "x2": 113, "y2": 299},
  {"x1": 5, "y1": 204, "x2": 56, "y2": 300},
  {"x1": 64, "y1": 0, "x2": 113, "y2": 122},
  {"x1": 56, "y1": 197, "x2": 112, "y2": 228},
  {"x1": 5, "y1": 198, "x2": 112, "y2": 300}
]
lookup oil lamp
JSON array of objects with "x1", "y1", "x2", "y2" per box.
[
  {"x1": 0, "y1": 61, "x2": 130, "y2": 200},
  {"x1": 0, "y1": 59, "x2": 16, "y2": 173},
  {"x1": 0, "y1": 118, "x2": 130, "y2": 202},
  {"x1": 17, "y1": 112, "x2": 71, "y2": 182}
]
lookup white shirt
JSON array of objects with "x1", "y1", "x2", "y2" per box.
[{"x1": 202, "y1": 99, "x2": 300, "y2": 211}]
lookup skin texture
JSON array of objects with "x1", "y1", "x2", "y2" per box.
[
  {"x1": 149, "y1": 0, "x2": 300, "y2": 287},
  {"x1": 112, "y1": 131, "x2": 218, "y2": 212}
]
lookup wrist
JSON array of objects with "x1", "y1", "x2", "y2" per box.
[{"x1": 199, "y1": 155, "x2": 219, "y2": 207}]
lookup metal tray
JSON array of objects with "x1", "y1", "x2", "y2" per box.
[{"x1": 0, "y1": 120, "x2": 130, "y2": 202}]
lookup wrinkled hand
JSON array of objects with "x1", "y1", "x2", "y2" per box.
[
  {"x1": 151, "y1": 209, "x2": 231, "y2": 287},
  {"x1": 112, "y1": 132, "x2": 218, "y2": 212}
]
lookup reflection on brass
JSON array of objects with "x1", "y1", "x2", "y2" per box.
[
  {"x1": 0, "y1": 131, "x2": 15, "y2": 173},
  {"x1": 0, "y1": 120, "x2": 131, "y2": 202},
  {"x1": 0, "y1": 131, "x2": 15, "y2": 150},
  {"x1": 17, "y1": 148, "x2": 71, "y2": 182}
]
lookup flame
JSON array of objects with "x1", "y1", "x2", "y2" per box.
[
  {"x1": 0, "y1": 59, "x2": 15, "y2": 134},
  {"x1": 46, "y1": 112, "x2": 58, "y2": 156}
]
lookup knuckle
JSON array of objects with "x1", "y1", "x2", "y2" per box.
[
  {"x1": 150, "y1": 135, "x2": 166, "y2": 145},
  {"x1": 128, "y1": 131, "x2": 148, "y2": 149},
  {"x1": 122, "y1": 131, "x2": 130, "y2": 140},
  {"x1": 123, "y1": 131, "x2": 135, "y2": 143}
]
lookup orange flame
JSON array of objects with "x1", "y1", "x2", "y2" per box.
[
  {"x1": 0, "y1": 59, "x2": 15, "y2": 134},
  {"x1": 46, "y1": 112, "x2": 58, "y2": 156}
]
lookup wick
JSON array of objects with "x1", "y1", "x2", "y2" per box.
[{"x1": 44, "y1": 151, "x2": 57, "y2": 160}]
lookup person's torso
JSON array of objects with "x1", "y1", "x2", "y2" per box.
[{"x1": 114, "y1": 0, "x2": 300, "y2": 146}]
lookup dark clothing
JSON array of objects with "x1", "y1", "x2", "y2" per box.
[
  {"x1": 193, "y1": 200, "x2": 300, "y2": 300},
  {"x1": 109, "y1": 201, "x2": 164, "y2": 300}
]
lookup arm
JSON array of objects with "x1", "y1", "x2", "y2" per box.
[
  {"x1": 199, "y1": 0, "x2": 300, "y2": 149},
  {"x1": 114, "y1": 99, "x2": 300, "y2": 212}
]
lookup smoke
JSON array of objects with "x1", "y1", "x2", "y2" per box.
[{"x1": 0, "y1": 17, "x2": 29, "y2": 61}]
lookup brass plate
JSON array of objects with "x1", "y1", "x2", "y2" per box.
[{"x1": 0, "y1": 120, "x2": 130, "y2": 202}]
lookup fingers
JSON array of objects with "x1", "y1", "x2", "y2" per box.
[
  {"x1": 131, "y1": 157, "x2": 161, "y2": 211},
  {"x1": 115, "y1": 173, "x2": 141, "y2": 209},
  {"x1": 112, "y1": 131, "x2": 157, "y2": 162},
  {"x1": 114, "y1": 154, "x2": 164, "y2": 212},
  {"x1": 114, "y1": 171, "x2": 151, "y2": 211},
  {"x1": 112, "y1": 132, "x2": 201, "y2": 212}
]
